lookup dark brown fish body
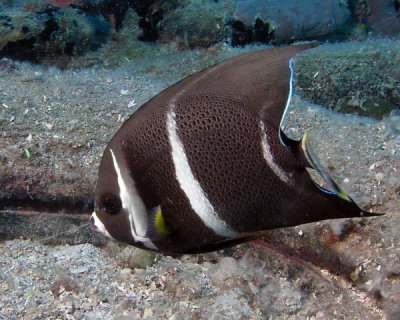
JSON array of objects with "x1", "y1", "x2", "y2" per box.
[{"x1": 91, "y1": 44, "x2": 381, "y2": 254}]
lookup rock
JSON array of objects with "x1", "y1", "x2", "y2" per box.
[
  {"x1": 385, "y1": 109, "x2": 400, "y2": 133},
  {"x1": 0, "y1": 58, "x2": 16, "y2": 73},
  {"x1": 0, "y1": 10, "x2": 46, "y2": 51},
  {"x1": 168, "y1": 312, "x2": 186, "y2": 320},
  {"x1": 260, "y1": 277, "x2": 303, "y2": 316},
  {"x1": 51, "y1": 274, "x2": 80, "y2": 297},
  {"x1": 232, "y1": 0, "x2": 350, "y2": 45},
  {"x1": 0, "y1": 5, "x2": 110, "y2": 63},
  {"x1": 387, "y1": 309, "x2": 400, "y2": 320},
  {"x1": 158, "y1": 0, "x2": 235, "y2": 48},
  {"x1": 197, "y1": 288, "x2": 261, "y2": 320},
  {"x1": 294, "y1": 40, "x2": 400, "y2": 119},
  {"x1": 209, "y1": 257, "x2": 240, "y2": 286},
  {"x1": 173, "y1": 277, "x2": 203, "y2": 300},
  {"x1": 3, "y1": 0, "x2": 397, "y2": 65},
  {"x1": 117, "y1": 246, "x2": 157, "y2": 269},
  {"x1": 338, "y1": 98, "x2": 399, "y2": 120}
]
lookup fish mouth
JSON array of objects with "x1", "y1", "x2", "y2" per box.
[
  {"x1": 90, "y1": 212, "x2": 113, "y2": 238},
  {"x1": 89, "y1": 216, "x2": 100, "y2": 232}
]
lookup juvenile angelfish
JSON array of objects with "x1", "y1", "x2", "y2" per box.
[{"x1": 90, "y1": 44, "x2": 382, "y2": 254}]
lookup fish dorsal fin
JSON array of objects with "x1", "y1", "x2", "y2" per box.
[
  {"x1": 300, "y1": 130, "x2": 353, "y2": 202},
  {"x1": 279, "y1": 57, "x2": 296, "y2": 146},
  {"x1": 146, "y1": 206, "x2": 170, "y2": 241}
]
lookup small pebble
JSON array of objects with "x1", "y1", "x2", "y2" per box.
[
  {"x1": 375, "y1": 172, "x2": 384, "y2": 182},
  {"x1": 210, "y1": 257, "x2": 239, "y2": 285},
  {"x1": 117, "y1": 246, "x2": 156, "y2": 269},
  {"x1": 69, "y1": 266, "x2": 90, "y2": 274},
  {"x1": 128, "y1": 99, "x2": 137, "y2": 108}
]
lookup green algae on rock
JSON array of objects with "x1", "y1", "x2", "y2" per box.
[
  {"x1": 294, "y1": 40, "x2": 400, "y2": 119},
  {"x1": 158, "y1": 0, "x2": 236, "y2": 48}
]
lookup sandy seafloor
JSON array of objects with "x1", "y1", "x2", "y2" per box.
[{"x1": 0, "y1": 41, "x2": 399, "y2": 319}]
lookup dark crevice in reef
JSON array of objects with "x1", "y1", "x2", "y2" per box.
[
  {"x1": 230, "y1": 18, "x2": 275, "y2": 47},
  {"x1": 40, "y1": 16, "x2": 60, "y2": 42},
  {"x1": 0, "y1": 193, "x2": 93, "y2": 214},
  {"x1": 253, "y1": 18, "x2": 275, "y2": 44},
  {"x1": 138, "y1": 11, "x2": 163, "y2": 42},
  {"x1": 0, "y1": 38, "x2": 38, "y2": 62},
  {"x1": 230, "y1": 20, "x2": 253, "y2": 46}
]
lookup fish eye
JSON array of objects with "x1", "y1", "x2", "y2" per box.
[{"x1": 101, "y1": 193, "x2": 121, "y2": 215}]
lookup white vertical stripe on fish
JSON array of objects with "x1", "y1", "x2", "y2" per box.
[
  {"x1": 110, "y1": 149, "x2": 158, "y2": 250},
  {"x1": 166, "y1": 110, "x2": 239, "y2": 238},
  {"x1": 91, "y1": 212, "x2": 112, "y2": 238},
  {"x1": 259, "y1": 121, "x2": 293, "y2": 185}
]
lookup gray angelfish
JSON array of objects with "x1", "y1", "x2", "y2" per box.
[{"x1": 90, "y1": 44, "x2": 383, "y2": 254}]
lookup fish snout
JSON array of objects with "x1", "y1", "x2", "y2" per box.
[
  {"x1": 89, "y1": 214, "x2": 99, "y2": 232},
  {"x1": 89, "y1": 212, "x2": 113, "y2": 239}
]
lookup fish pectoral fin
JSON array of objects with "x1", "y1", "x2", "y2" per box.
[
  {"x1": 146, "y1": 205, "x2": 171, "y2": 241},
  {"x1": 300, "y1": 129, "x2": 353, "y2": 202}
]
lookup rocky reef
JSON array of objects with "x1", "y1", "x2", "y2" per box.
[
  {"x1": 294, "y1": 40, "x2": 400, "y2": 119},
  {"x1": 231, "y1": 0, "x2": 350, "y2": 45},
  {"x1": 0, "y1": 0, "x2": 399, "y2": 65}
]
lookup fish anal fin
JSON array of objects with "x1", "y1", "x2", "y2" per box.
[{"x1": 182, "y1": 231, "x2": 271, "y2": 254}]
